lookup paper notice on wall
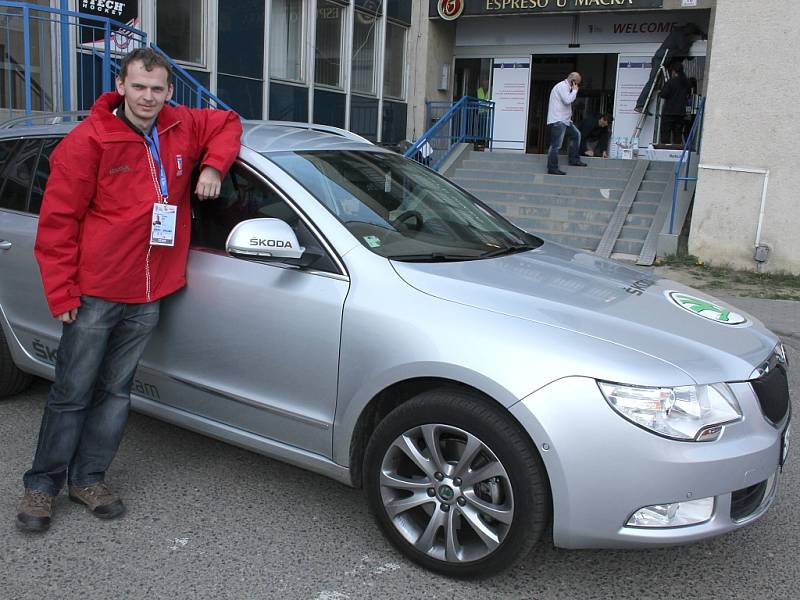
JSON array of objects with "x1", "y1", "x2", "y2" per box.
[
  {"x1": 490, "y1": 58, "x2": 530, "y2": 152},
  {"x1": 613, "y1": 56, "x2": 656, "y2": 153}
]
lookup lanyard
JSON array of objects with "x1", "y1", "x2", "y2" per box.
[{"x1": 143, "y1": 126, "x2": 169, "y2": 200}]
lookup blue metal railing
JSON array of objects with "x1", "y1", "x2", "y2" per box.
[
  {"x1": 405, "y1": 96, "x2": 494, "y2": 170},
  {"x1": 0, "y1": 1, "x2": 232, "y2": 122},
  {"x1": 669, "y1": 97, "x2": 706, "y2": 234}
]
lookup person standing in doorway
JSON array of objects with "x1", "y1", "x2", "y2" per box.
[
  {"x1": 16, "y1": 48, "x2": 242, "y2": 532},
  {"x1": 659, "y1": 62, "x2": 690, "y2": 146},
  {"x1": 546, "y1": 72, "x2": 587, "y2": 175}
]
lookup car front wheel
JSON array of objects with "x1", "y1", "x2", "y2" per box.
[
  {"x1": 364, "y1": 388, "x2": 550, "y2": 577},
  {"x1": 0, "y1": 324, "x2": 33, "y2": 398}
]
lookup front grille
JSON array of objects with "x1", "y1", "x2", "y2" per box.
[
  {"x1": 751, "y1": 365, "x2": 790, "y2": 425},
  {"x1": 730, "y1": 480, "x2": 768, "y2": 521}
]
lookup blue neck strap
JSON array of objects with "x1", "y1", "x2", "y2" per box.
[{"x1": 144, "y1": 126, "x2": 169, "y2": 199}]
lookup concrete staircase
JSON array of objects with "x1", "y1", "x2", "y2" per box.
[{"x1": 445, "y1": 150, "x2": 676, "y2": 262}]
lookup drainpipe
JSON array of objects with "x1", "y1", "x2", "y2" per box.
[{"x1": 698, "y1": 163, "x2": 771, "y2": 268}]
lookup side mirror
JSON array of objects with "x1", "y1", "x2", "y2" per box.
[{"x1": 225, "y1": 218, "x2": 305, "y2": 261}]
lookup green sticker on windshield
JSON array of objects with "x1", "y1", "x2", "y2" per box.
[{"x1": 364, "y1": 235, "x2": 381, "y2": 248}]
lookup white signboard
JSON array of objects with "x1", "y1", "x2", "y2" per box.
[
  {"x1": 490, "y1": 58, "x2": 530, "y2": 152},
  {"x1": 612, "y1": 56, "x2": 657, "y2": 156}
]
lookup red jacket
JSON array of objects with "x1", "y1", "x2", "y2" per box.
[{"x1": 34, "y1": 92, "x2": 242, "y2": 316}]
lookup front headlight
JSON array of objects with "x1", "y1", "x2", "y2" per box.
[{"x1": 598, "y1": 381, "x2": 742, "y2": 441}]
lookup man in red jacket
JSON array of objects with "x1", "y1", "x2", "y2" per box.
[{"x1": 16, "y1": 48, "x2": 242, "y2": 532}]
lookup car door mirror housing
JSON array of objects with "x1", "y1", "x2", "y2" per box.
[{"x1": 225, "y1": 218, "x2": 305, "y2": 261}]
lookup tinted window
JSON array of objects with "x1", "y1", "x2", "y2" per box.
[
  {"x1": 191, "y1": 163, "x2": 338, "y2": 274},
  {"x1": 29, "y1": 138, "x2": 61, "y2": 215},
  {"x1": 0, "y1": 139, "x2": 41, "y2": 212}
]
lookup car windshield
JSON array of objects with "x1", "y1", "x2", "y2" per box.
[{"x1": 265, "y1": 150, "x2": 541, "y2": 261}]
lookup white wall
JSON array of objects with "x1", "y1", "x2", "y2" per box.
[{"x1": 689, "y1": 1, "x2": 800, "y2": 274}]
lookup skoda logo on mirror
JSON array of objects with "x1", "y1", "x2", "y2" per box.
[{"x1": 665, "y1": 291, "x2": 748, "y2": 326}]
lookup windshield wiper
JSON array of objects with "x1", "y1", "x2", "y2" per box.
[
  {"x1": 479, "y1": 243, "x2": 539, "y2": 259},
  {"x1": 387, "y1": 252, "x2": 481, "y2": 262}
]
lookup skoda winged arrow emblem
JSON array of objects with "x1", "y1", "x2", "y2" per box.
[{"x1": 666, "y1": 291, "x2": 748, "y2": 326}]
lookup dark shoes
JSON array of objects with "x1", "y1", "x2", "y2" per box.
[
  {"x1": 16, "y1": 489, "x2": 54, "y2": 532},
  {"x1": 569, "y1": 161, "x2": 588, "y2": 167},
  {"x1": 548, "y1": 169, "x2": 567, "y2": 175},
  {"x1": 69, "y1": 482, "x2": 126, "y2": 519}
]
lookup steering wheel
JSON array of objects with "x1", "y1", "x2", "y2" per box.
[{"x1": 393, "y1": 210, "x2": 424, "y2": 231}]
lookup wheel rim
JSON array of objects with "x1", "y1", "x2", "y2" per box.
[{"x1": 378, "y1": 423, "x2": 514, "y2": 564}]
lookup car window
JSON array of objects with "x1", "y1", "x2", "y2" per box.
[
  {"x1": 0, "y1": 138, "x2": 41, "y2": 213},
  {"x1": 267, "y1": 150, "x2": 539, "y2": 260},
  {"x1": 28, "y1": 138, "x2": 61, "y2": 215},
  {"x1": 190, "y1": 162, "x2": 339, "y2": 274}
]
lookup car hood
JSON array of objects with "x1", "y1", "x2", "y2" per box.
[{"x1": 391, "y1": 242, "x2": 778, "y2": 384}]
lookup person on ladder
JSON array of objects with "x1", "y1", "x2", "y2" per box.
[
  {"x1": 634, "y1": 23, "x2": 705, "y2": 114},
  {"x1": 659, "y1": 62, "x2": 691, "y2": 147}
]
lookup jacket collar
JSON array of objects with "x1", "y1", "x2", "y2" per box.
[{"x1": 90, "y1": 92, "x2": 181, "y2": 141}]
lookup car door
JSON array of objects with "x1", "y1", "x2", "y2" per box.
[
  {"x1": 137, "y1": 161, "x2": 349, "y2": 458},
  {"x1": 0, "y1": 137, "x2": 62, "y2": 364}
]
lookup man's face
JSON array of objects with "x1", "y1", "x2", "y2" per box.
[
  {"x1": 599, "y1": 117, "x2": 609, "y2": 128},
  {"x1": 116, "y1": 60, "x2": 173, "y2": 126}
]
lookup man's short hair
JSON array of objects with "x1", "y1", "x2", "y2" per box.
[{"x1": 119, "y1": 48, "x2": 173, "y2": 84}]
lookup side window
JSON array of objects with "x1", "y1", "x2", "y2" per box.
[
  {"x1": 28, "y1": 138, "x2": 61, "y2": 215},
  {"x1": 0, "y1": 139, "x2": 41, "y2": 212},
  {"x1": 191, "y1": 164, "x2": 339, "y2": 274}
]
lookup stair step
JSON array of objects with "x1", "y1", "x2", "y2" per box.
[
  {"x1": 471, "y1": 190, "x2": 620, "y2": 212},
  {"x1": 612, "y1": 238, "x2": 645, "y2": 256},
  {"x1": 639, "y1": 180, "x2": 668, "y2": 193},
  {"x1": 487, "y1": 202, "x2": 614, "y2": 225},
  {"x1": 511, "y1": 215, "x2": 608, "y2": 238},
  {"x1": 629, "y1": 202, "x2": 659, "y2": 216},
  {"x1": 454, "y1": 174, "x2": 629, "y2": 192},
  {"x1": 469, "y1": 152, "x2": 641, "y2": 169},
  {"x1": 456, "y1": 164, "x2": 636, "y2": 183},
  {"x1": 618, "y1": 224, "x2": 650, "y2": 242}
]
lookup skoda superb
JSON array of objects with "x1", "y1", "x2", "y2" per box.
[{"x1": 0, "y1": 120, "x2": 791, "y2": 577}]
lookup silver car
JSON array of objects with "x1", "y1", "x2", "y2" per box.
[{"x1": 0, "y1": 120, "x2": 791, "y2": 577}]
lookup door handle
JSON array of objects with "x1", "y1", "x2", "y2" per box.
[{"x1": 0, "y1": 240, "x2": 12, "y2": 250}]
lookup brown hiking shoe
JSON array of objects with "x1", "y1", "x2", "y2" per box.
[
  {"x1": 16, "y1": 489, "x2": 54, "y2": 532},
  {"x1": 68, "y1": 482, "x2": 125, "y2": 519}
]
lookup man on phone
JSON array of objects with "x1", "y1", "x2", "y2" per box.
[{"x1": 546, "y1": 72, "x2": 587, "y2": 175}]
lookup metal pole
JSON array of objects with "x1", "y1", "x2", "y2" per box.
[
  {"x1": 102, "y1": 20, "x2": 111, "y2": 92},
  {"x1": 60, "y1": 0, "x2": 71, "y2": 112},
  {"x1": 23, "y1": 6, "x2": 31, "y2": 114}
]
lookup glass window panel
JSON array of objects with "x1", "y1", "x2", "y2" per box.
[
  {"x1": 157, "y1": 0, "x2": 204, "y2": 64},
  {"x1": 351, "y1": 10, "x2": 378, "y2": 95},
  {"x1": 218, "y1": 0, "x2": 265, "y2": 79},
  {"x1": 0, "y1": 139, "x2": 39, "y2": 212},
  {"x1": 315, "y1": 0, "x2": 345, "y2": 88},
  {"x1": 29, "y1": 138, "x2": 59, "y2": 215},
  {"x1": 383, "y1": 22, "x2": 406, "y2": 99},
  {"x1": 270, "y1": 0, "x2": 304, "y2": 82},
  {"x1": 313, "y1": 89, "x2": 346, "y2": 128},
  {"x1": 269, "y1": 82, "x2": 309, "y2": 122}
]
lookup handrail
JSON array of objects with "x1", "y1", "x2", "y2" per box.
[
  {"x1": 669, "y1": 97, "x2": 706, "y2": 234},
  {"x1": 149, "y1": 43, "x2": 234, "y2": 111},
  {"x1": 404, "y1": 96, "x2": 494, "y2": 170}
]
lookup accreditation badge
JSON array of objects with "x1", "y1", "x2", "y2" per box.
[{"x1": 150, "y1": 203, "x2": 178, "y2": 247}]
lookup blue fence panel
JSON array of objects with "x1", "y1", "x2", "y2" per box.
[{"x1": 406, "y1": 97, "x2": 494, "y2": 170}]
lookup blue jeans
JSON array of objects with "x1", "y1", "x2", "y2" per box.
[
  {"x1": 547, "y1": 121, "x2": 581, "y2": 172},
  {"x1": 23, "y1": 296, "x2": 160, "y2": 496}
]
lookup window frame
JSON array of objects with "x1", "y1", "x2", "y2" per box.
[
  {"x1": 350, "y1": 8, "x2": 381, "y2": 97},
  {"x1": 155, "y1": 0, "x2": 208, "y2": 69},
  {"x1": 269, "y1": 0, "x2": 308, "y2": 85},
  {"x1": 190, "y1": 159, "x2": 348, "y2": 279},
  {"x1": 313, "y1": 0, "x2": 348, "y2": 91},
  {"x1": 382, "y1": 20, "x2": 407, "y2": 101}
]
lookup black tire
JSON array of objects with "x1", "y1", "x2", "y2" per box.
[
  {"x1": 0, "y1": 324, "x2": 33, "y2": 398},
  {"x1": 364, "y1": 388, "x2": 549, "y2": 577}
]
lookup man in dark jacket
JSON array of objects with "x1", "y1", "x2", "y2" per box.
[
  {"x1": 578, "y1": 114, "x2": 612, "y2": 158},
  {"x1": 635, "y1": 23, "x2": 705, "y2": 112},
  {"x1": 659, "y1": 63, "x2": 690, "y2": 146},
  {"x1": 16, "y1": 48, "x2": 242, "y2": 532}
]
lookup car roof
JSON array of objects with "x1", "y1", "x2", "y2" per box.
[{"x1": 0, "y1": 114, "x2": 388, "y2": 155}]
